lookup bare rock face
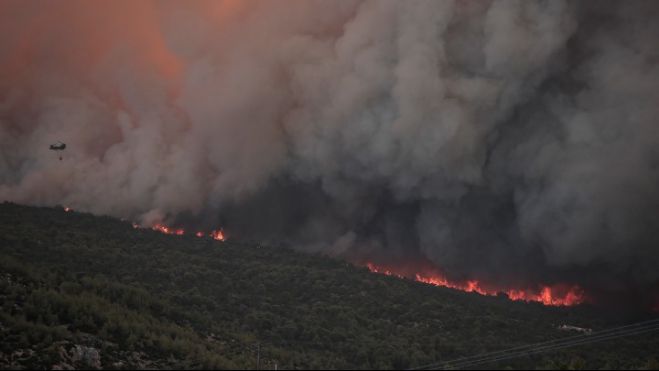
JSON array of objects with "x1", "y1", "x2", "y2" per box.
[{"x1": 62, "y1": 345, "x2": 101, "y2": 370}]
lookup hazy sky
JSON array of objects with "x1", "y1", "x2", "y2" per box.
[{"x1": 1, "y1": 1, "x2": 658, "y2": 302}]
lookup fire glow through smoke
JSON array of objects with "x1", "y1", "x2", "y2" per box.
[
  {"x1": 4, "y1": 1, "x2": 659, "y2": 310},
  {"x1": 152, "y1": 224, "x2": 185, "y2": 236},
  {"x1": 151, "y1": 224, "x2": 226, "y2": 241},
  {"x1": 146, "y1": 219, "x2": 582, "y2": 307},
  {"x1": 136, "y1": 215, "x2": 583, "y2": 307},
  {"x1": 132, "y1": 221, "x2": 226, "y2": 242},
  {"x1": 62, "y1": 205, "x2": 583, "y2": 307},
  {"x1": 365, "y1": 262, "x2": 585, "y2": 307}
]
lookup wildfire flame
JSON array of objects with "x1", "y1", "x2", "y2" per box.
[
  {"x1": 131, "y1": 221, "x2": 583, "y2": 307},
  {"x1": 152, "y1": 223, "x2": 185, "y2": 236},
  {"x1": 366, "y1": 262, "x2": 585, "y2": 307},
  {"x1": 132, "y1": 221, "x2": 226, "y2": 242},
  {"x1": 210, "y1": 229, "x2": 226, "y2": 241},
  {"x1": 70, "y1": 209, "x2": 582, "y2": 306}
]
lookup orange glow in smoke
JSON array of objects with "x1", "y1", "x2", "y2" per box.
[
  {"x1": 366, "y1": 262, "x2": 585, "y2": 307},
  {"x1": 152, "y1": 223, "x2": 185, "y2": 236},
  {"x1": 210, "y1": 229, "x2": 226, "y2": 241},
  {"x1": 133, "y1": 221, "x2": 226, "y2": 242},
  {"x1": 0, "y1": 1, "x2": 184, "y2": 90}
]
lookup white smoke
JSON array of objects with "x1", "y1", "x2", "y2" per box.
[{"x1": 1, "y1": 0, "x2": 658, "y2": 293}]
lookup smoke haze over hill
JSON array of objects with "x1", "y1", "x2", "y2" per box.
[{"x1": 1, "y1": 0, "x2": 659, "y2": 306}]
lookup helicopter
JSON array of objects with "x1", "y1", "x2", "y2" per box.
[
  {"x1": 50, "y1": 142, "x2": 66, "y2": 151},
  {"x1": 49, "y1": 141, "x2": 66, "y2": 160}
]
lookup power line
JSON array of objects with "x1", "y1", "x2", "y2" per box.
[
  {"x1": 443, "y1": 323, "x2": 659, "y2": 370},
  {"x1": 429, "y1": 320, "x2": 659, "y2": 370},
  {"x1": 438, "y1": 320, "x2": 659, "y2": 370},
  {"x1": 409, "y1": 318, "x2": 659, "y2": 370},
  {"x1": 443, "y1": 319, "x2": 659, "y2": 367},
  {"x1": 412, "y1": 318, "x2": 659, "y2": 369}
]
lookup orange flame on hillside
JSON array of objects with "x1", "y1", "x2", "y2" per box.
[
  {"x1": 152, "y1": 223, "x2": 185, "y2": 236},
  {"x1": 366, "y1": 262, "x2": 585, "y2": 307},
  {"x1": 210, "y1": 229, "x2": 226, "y2": 241},
  {"x1": 132, "y1": 221, "x2": 226, "y2": 242}
]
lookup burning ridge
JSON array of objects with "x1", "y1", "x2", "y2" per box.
[{"x1": 365, "y1": 262, "x2": 585, "y2": 307}]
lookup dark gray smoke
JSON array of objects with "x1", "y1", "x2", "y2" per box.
[{"x1": 2, "y1": 0, "x2": 658, "y2": 303}]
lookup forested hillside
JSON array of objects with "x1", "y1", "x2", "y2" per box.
[{"x1": 0, "y1": 203, "x2": 657, "y2": 369}]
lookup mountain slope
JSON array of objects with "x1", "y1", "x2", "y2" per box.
[{"x1": 0, "y1": 203, "x2": 657, "y2": 369}]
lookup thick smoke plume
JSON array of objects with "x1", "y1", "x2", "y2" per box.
[{"x1": 2, "y1": 0, "x2": 659, "y2": 306}]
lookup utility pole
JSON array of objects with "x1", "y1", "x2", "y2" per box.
[{"x1": 256, "y1": 343, "x2": 260, "y2": 371}]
